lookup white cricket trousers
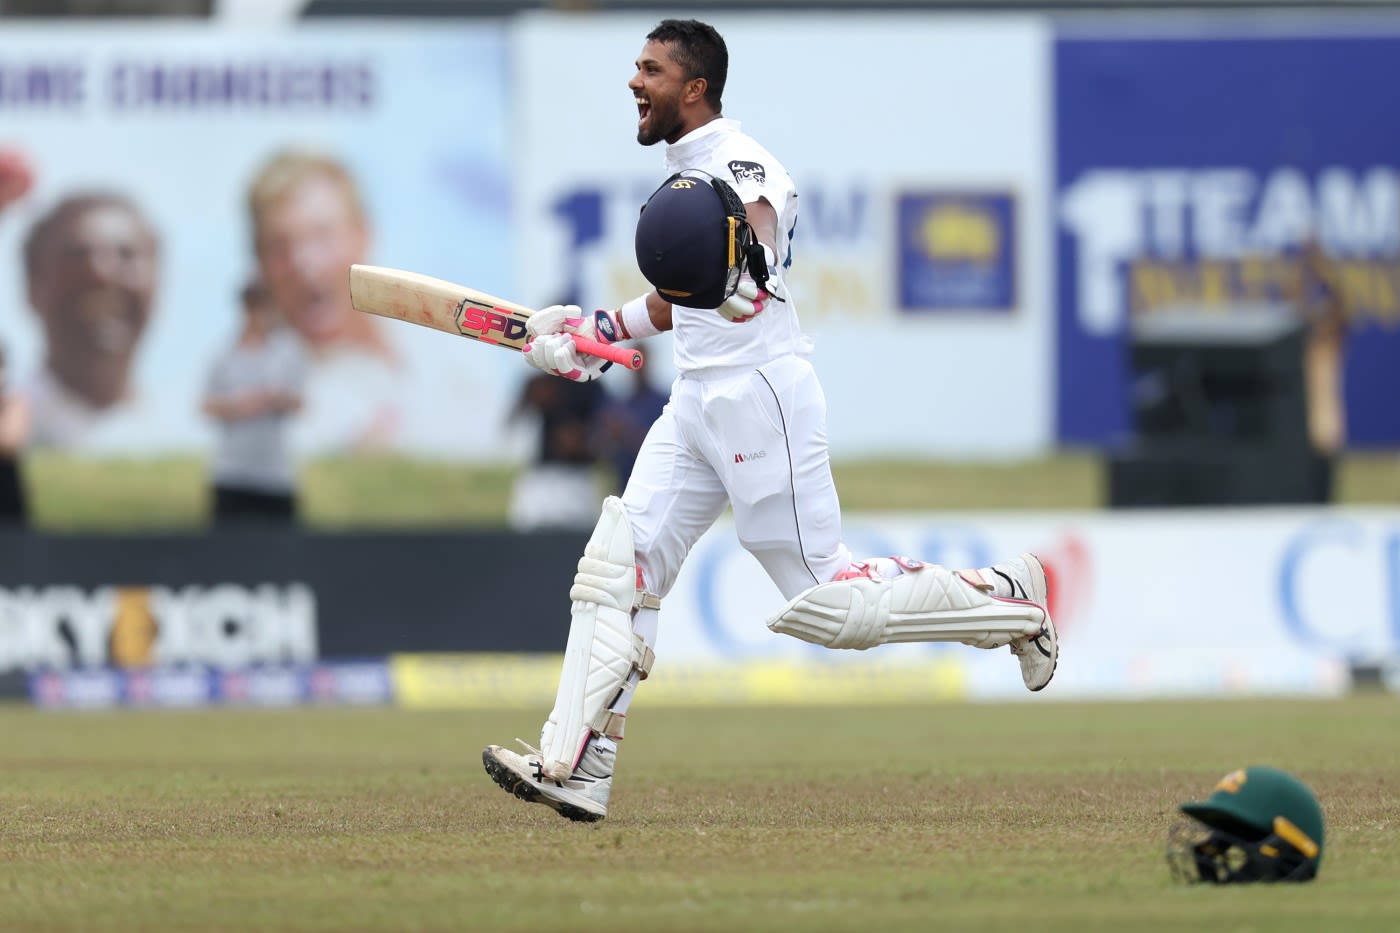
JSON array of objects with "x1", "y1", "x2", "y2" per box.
[{"x1": 621, "y1": 354, "x2": 852, "y2": 601}]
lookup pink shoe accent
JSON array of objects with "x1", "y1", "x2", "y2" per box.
[
  {"x1": 834, "y1": 561, "x2": 872, "y2": 581},
  {"x1": 835, "y1": 556, "x2": 923, "y2": 582}
]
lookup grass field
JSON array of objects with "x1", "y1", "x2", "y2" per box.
[
  {"x1": 20, "y1": 450, "x2": 1400, "y2": 529},
  {"x1": 2, "y1": 696, "x2": 1398, "y2": 931}
]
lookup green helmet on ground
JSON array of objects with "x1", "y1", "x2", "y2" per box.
[{"x1": 1167, "y1": 766, "x2": 1325, "y2": 884}]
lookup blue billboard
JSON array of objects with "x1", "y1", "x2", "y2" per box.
[{"x1": 1055, "y1": 26, "x2": 1400, "y2": 446}]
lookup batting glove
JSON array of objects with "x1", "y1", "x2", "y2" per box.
[
  {"x1": 719, "y1": 245, "x2": 780, "y2": 323},
  {"x1": 522, "y1": 304, "x2": 619, "y2": 382},
  {"x1": 719, "y1": 276, "x2": 769, "y2": 323}
]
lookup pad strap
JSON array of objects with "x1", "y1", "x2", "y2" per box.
[
  {"x1": 539, "y1": 497, "x2": 656, "y2": 780},
  {"x1": 767, "y1": 562, "x2": 1044, "y2": 651}
]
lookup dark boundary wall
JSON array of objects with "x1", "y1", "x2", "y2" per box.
[{"x1": 0, "y1": 528, "x2": 588, "y2": 693}]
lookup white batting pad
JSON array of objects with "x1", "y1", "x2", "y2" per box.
[
  {"x1": 539, "y1": 497, "x2": 651, "y2": 781},
  {"x1": 767, "y1": 564, "x2": 1045, "y2": 651}
]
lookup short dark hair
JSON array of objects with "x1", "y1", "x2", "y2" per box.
[{"x1": 647, "y1": 19, "x2": 727, "y2": 112}]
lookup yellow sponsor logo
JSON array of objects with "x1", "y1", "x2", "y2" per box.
[
  {"x1": 671, "y1": 179, "x2": 696, "y2": 190},
  {"x1": 921, "y1": 204, "x2": 999, "y2": 262},
  {"x1": 109, "y1": 587, "x2": 157, "y2": 667},
  {"x1": 389, "y1": 654, "x2": 968, "y2": 708}
]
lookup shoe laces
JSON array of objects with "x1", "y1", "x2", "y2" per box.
[
  {"x1": 511, "y1": 738, "x2": 549, "y2": 782},
  {"x1": 1010, "y1": 624, "x2": 1052, "y2": 658}
]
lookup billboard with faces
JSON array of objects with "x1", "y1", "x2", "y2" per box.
[{"x1": 0, "y1": 24, "x2": 519, "y2": 460}]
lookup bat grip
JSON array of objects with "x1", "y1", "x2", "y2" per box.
[{"x1": 571, "y1": 334, "x2": 644, "y2": 371}]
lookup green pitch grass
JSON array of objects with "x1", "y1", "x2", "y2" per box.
[{"x1": 2, "y1": 696, "x2": 1398, "y2": 931}]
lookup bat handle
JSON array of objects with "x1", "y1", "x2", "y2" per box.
[{"x1": 571, "y1": 334, "x2": 644, "y2": 371}]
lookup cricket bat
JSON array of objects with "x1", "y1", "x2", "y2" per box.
[{"x1": 348, "y1": 264, "x2": 643, "y2": 371}]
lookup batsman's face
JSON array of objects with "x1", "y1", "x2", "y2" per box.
[
  {"x1": 630, "y1": 40, "x2": 691, "y2": 146},
  {"x1": 29, "y1": 204, "x2": 157, "y2": 395},
  {"x1": 256, "y1": 174, "x2": 368, "y2": 348}
]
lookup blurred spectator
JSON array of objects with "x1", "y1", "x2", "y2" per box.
[
  {"x1": 0, "y1": 344, "x2": 29, "y2": 525},
  {"x1": 0, "y1": 148, "x2": 32, "y2": 521},
  {"x1": 1295, "y1": 238, "x2": 1351, "y2": 500},
  {"x1": 507, "y1": 373, "x2": 605, "y2": 531},
  {"x1": 22, "y1": 191, "x2": 161, "y2": 452},
  {"x1": 202, "y1": 276, "x2": 307, "y2": 524},
  {"x1": 596, "y1": 341, "x2": 668, "y2": 494},
  {"x1": 246, "y1": 148, "x2": 400, "y2": 455}
]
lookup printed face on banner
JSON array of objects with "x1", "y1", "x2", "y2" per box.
[{"x1": 0, "y1": 27, "x2": 515, "y2": 459}]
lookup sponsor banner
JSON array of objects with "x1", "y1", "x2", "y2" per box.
[
  {"x1": 27, "y1": 660, "x2": 392, "y2": 709},
  {"x1": 655, "y1": 508, "x2": 1395, "y2": 699},
  {"x1": 0, "y1": 24, "x2": 519, "y2": 459},
  {"x1": 0, "y1": 582, "x2": 317, "y2": 673},
  {"x1": 14, "y1": 506, "x2": 1396, "y2": 704},
  {"x1": 1055, "y1": 24, "x2": 1400, "y2": 446},
  {"x1": 512, "y1": 13, "x2": 1053, "y2": 457},
  {"x1": 896, "y1": 191, "x2": 1018, "y2": 312},
  {"x1": 0, "y1": 528, "x2": 587, "y2": 680},
  {"x1": 390, "y1": 653, "x2": 967, "y2": 709}
]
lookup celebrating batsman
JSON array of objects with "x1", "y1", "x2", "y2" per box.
[{"x1": 483, "y1": 19, "x2": 1058, "y2": 823}]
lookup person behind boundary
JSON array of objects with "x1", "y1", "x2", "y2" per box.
[
  {"x1": 1294, "y1": 236, "x2": 1351, "y2": 502},
  {"x1": 482, "y1": 19, "x2": 1059, "y2": 823},
  {"x1": 0, "y1": 149, "x2": 32, "y2": 523},
  {"x1": 246, "y1": 148, "x2": 401, "y2": 455},
  {"x1": 201, "y1": 276, "x2": 307, "y2": 524},
  {"x1": 0, "y1": 344, "x2": 29, "y2": 524},
  {"x1": 21, "y1": 191, "x2": 161, "y2": 452},
  {"x1": 507, "y1": 371, "x2": 606, "y2": 532}
]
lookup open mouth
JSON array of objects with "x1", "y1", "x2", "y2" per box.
[{"x1": 635, "y1": 97, "x2": 651, "y2": 125}]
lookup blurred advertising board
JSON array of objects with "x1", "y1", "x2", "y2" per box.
[
  {"x1": 15, "y1": 508, "x2": 1398, "y2": 706},
  {"x1": 1055, "y1": 22, "x2": 1400, "y2": 446},
  {"x1": 389, "y1": 652, "x2": 968, "y2": 709},
  {"x1": 652, "y1": 507, "x2": 1393, "y2": 701},
  {"x1": 28, "y1": 660, "x2": 392, "y2": 709},
  {"x1": 511, "y1": 13, "x2": 1055, "y2": 459},
  {"x1": 0, "y1": 24, "x2": 521, "y2": 460},
  {"x1": 0, "y1": 527, "x2": 587, "y2": 689}
]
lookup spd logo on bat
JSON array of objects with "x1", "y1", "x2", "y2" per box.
[{"x1": 455, "y1": 300, "x2": 528, "y2": 344}]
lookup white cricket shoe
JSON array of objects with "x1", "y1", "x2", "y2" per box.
[
  {"x1": 482, "y1": 739, "x2": 613, "y2": 823},
  {"x1": 991, "y1": 553, "x2": 1059, "y2": 692}
]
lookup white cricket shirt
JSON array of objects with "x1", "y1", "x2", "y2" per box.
[{"x1": 662, "y1": 118, "x2": 807, "y2": 374}]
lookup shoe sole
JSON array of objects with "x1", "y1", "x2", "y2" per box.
[
  {"x1": 1020, "y1": 553, "x2": 1058, "y2": 692},
  {"x1": 482, "y1": 748, "x2": 605, "y2": 823}
]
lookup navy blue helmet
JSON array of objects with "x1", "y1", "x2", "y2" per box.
[{"x1": 634, "y1": 171, "x2": 770, "y2": 310}]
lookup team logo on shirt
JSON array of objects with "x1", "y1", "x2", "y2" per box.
[{"x1": 728, "y1": 160, "x2": 766, "y2": 185}]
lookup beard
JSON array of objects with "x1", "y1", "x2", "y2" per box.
[{"x1": 636, "y1": 95, "x2": 684, "y2": 146}]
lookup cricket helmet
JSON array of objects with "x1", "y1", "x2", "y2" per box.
[
  {"x1": 1167, "y1": 766, "x2": 1324, "y2": 884},
  {"x1": 634, "y1": 170, "x2": 769, "y2": 310}
]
